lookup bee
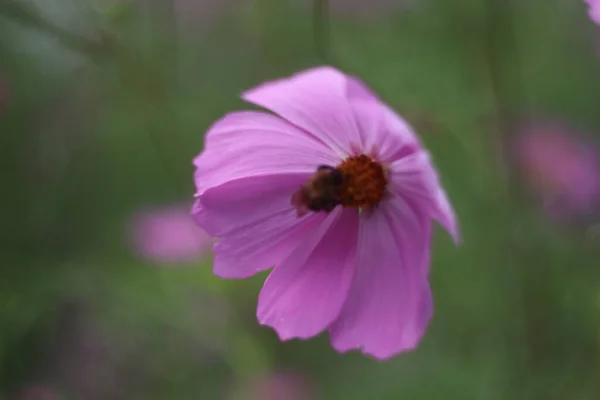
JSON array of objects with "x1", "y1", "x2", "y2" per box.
[{"x1": 291, "y1": 165, "x2": 344, "y2": 217}]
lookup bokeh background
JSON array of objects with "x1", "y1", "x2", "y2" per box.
[{"x1": 2, "y1": 0, "x2": 600, "y2": 398}]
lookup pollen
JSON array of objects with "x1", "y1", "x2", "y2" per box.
[{"x1": 337, "y1": 154, "x2": 387, "y2": 209}]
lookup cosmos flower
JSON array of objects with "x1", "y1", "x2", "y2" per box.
[
  {"x1": 586, "y1": 0, "x2": 600, "y2": 25},
  {"x1": 128, "y1": 205, "x2": 213, "y2": 263},
  {"x1": 515, "y1": 119, "x2": 600, "y2": 219},
  {"x1": 192, "y1": 66, "x2": 458, "y2": 359}
]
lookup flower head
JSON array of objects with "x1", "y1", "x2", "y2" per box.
[
  {"x1": 192, "y1": 67, "x2": 458, "y2": 360},
  {"x1": 586, "y1": 0, "x2": 600, "y2": 25},
  {"x1": 515, "y1": 119, "x2": 600, "y2": 219},
  {"x1": 128, "y1": 204, "x2": 213, "y2": 263}
]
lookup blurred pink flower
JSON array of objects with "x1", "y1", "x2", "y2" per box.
[
  {"x1": 253, "y1": 372, "x2": 313, "y2": 400},
  {"x1": 129, "y1": 205, "x2": 213, "y2": 263},
  {"x1": 586, "y1": 0, "x2": 600, "y2": 24},
  {"x1": 228, "y1": 371, "x2": 313, "y2": 400},
  {"x1": 48, "y1": 304, "x2": 124, "y2": 400},
  {"x1": 15, "y1": 385, "x2": 59, "y2": 400},
  {"x1": 174, "y1": 0, "x2": 233, "y2": 32},
  {"x1": 515, "y1": 119, "x2": 600, "y2": 218},
  {"x1": 193, "y1": 66, "x2": 458, "y2": 359},
  {"x1": 44, "y1": 299, "x2": 229, "y2": 400}
]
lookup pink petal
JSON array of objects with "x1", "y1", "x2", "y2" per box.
[
  {"x1": 329, "y1": 199, "x2": 433, "y2": 360},
  {"x1": 349, "y1": 99, "x2": 420, "y2": 163},
  {"x1": 257, "y1": 207, "x2": 359, "y2": 340},
  {"x1": 390, "y1": 151, "x2": 460, "y2": 243},
  {"x1": 587, "y1": 0, "x2": 600, "y2": 24},
  {"x1": 345, "y1": 74, "x2": 380, "y2": 102},
  {"x1": 195, "y1": 175, "x2": 327, "y2": 278},
  {"x1": 241, "y1": 67, "x2": 363, "y2": 157},
  {"x1": 344, "y1": 74, "x2": 421, "y2": 162},
  {"x1": 194, "y1": 111, "x2": 339, "y2": 196}
]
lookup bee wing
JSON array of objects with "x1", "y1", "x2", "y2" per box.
[{"x1": 291, "y1": 189, "x2": 310, "y2": 217}]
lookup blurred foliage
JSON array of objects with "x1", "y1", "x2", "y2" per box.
[{"x1": 1, "y1": 0, "x2": 600, "y2": 398}]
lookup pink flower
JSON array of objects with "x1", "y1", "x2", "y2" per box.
[
  {"x1": 586, "y1": 0, "x2": 600, "y2": 24},
  {"x1": 192, "y1": 66, "x2": 458, "y2": 360},
  {"x1": 128, "y1": 205, "x2": 213, "y2": 263},
  {"x1": 515, "y1": 119, "x2": 600, "y2": 218}
]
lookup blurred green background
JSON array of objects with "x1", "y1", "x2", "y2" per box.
[{"x1": 1, "y1": 0, "x2": 600, "y2": 398}]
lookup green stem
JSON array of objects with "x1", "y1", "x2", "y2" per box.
[
  {"x1": 313, "y1": 0, "x2": 331, "y2": 63},
  {"x1": 0, "y1": 1, "x2": 106, "y2": 58},
  {"x1": 481, "y1": 0, "x2": 523, "y2": 187}
]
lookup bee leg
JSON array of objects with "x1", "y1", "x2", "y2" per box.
[{"x1": 317, "y1": 165, "x2": 336, "y2": 172}]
